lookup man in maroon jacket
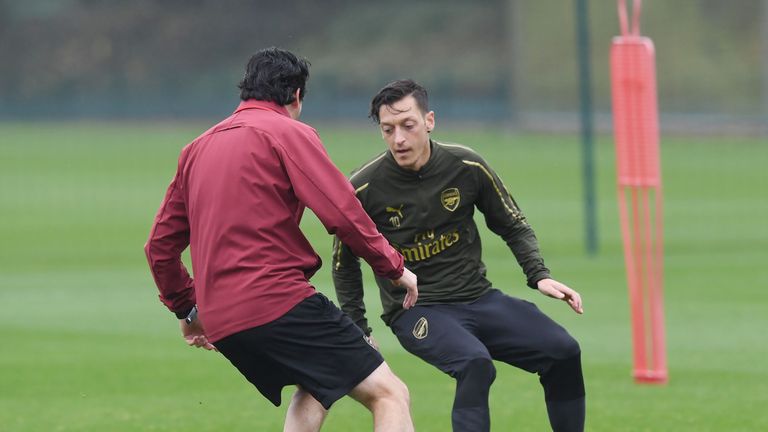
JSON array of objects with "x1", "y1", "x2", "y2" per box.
[{"x1": 145, "y1": 47, "x2": 418, "y2": 432}]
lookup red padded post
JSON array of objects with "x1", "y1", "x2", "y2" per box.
[{"x1": 611, "y1": 0, "x2": 668, "y2": 384}]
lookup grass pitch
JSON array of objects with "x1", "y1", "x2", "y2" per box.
[{"x1": 0, "y1": 122, "x2": 766, "y2": 431}]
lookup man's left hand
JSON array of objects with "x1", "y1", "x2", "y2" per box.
[{"x1": 536, "y1": 278, "x2": 584, "y2": 314}]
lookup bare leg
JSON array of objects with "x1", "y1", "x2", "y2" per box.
[
  {"x1": 284, "y1": 386, "x2": 327, "y2": 432},
  {"x1": 349, "y1": 362, "x2": 414, "y2": 432}
]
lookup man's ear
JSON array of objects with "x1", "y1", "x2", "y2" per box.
[
  {"x1": 425, "y1": 111, "x2": 435, "y2": 133},
  {"x1": 286, "y1": 88, "x2": 303, "y2": 119},
  {"x1": 290, "y1": 88, "x2": 302, "y2": 108}
]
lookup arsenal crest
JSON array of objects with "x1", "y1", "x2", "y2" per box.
[
  {"x1": 440, "y1": 188, "x2": 460, "y2": 212},
  {"x1": 412, "y1": 317, "x2": 429, "y2": 339}
]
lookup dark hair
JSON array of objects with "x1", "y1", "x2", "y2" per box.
[
  {"x1": 369, "y1": 79, "x2": 429, "y2": 123},
  {"x1": 238, "y1": 47, "x2": 310, "y2": 104}
]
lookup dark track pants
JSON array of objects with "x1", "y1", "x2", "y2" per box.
[{"x1": 390, "y1": 289, "x2": 585, "y2": 432}]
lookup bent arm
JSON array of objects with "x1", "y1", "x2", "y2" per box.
[
  {"x1": 145, "y1": 163, "x2": 196, "y2": 318},
  {"x1": 277, "y1": 128, "x2": 404, "y2": 280},
  {"x1": 471, "y1": 157, "x2": 550, "y2": 288}
]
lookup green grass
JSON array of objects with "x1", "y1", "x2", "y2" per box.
[{"x1": 1, "y1": 122, "x2": 767, "y2": 431}]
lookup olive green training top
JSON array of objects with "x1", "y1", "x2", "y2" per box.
[{"x1": 332, "y1": 140, "x2": 550, "y2": 335}]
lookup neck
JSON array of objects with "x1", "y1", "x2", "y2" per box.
[{"x1": 409, "y1": 139, "x2": 432, "y2": 171}]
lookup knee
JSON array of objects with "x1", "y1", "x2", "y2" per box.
[
  {"x1": 454, "y1": 357, "x2": 496, "y2": 409},
  {"x1": 372, "y1": 371, "x2": 411, "y2": 409},
  {"x1": 457, "y1": 357, "x2": 496, "y2": 387},
  {"x1": 387, "y1": 374, "x2": 411, "y2": 406},
  {"x1": 551, "y1": 334, "x2": 581, "y2": 361}
]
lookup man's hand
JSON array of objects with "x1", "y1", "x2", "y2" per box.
[
  {"x1": 180, "y1": 318, "x2": 217, "y2": 351},
  {"x1": 537, "y1": 278, "x2": 584, "y2": 314},
  {"x1": 392, "y1": 267, "x2": 418, "y2": 309}
]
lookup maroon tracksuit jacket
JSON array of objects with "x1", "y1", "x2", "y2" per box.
[{"x1": 145, "y1": 100, "x2": 403, "y2": 342}]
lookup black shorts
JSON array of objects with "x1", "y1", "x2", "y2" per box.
[
  {"x1": 215, "y1": 293, "x2": 383, "y2": 409},
  {"x1": 390, "y1": 289, "x2": 580, "y2": 377}
]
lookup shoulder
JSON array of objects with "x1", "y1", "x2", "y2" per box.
[
  {"x1": 433, "y1": 141, "x2": 489, "y2": 169},
  {"x1": 264, "y1": 115, "x2": 320, "y2": 142},
  {"x1": 348, "y1": 151, "x2": 389, "y2": 191},
  {"x1": 228, "y1": 107, "x2": 320, "y2": 143}
]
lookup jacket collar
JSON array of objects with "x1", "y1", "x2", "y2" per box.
[
  {"x1": 235, "y1": 99, "x2": 290, "y2": 117},
  {"x1": 386, "y1": 140, "x2": 439, "y2": 178}
]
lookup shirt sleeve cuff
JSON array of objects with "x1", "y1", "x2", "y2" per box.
[
  {"x1": 174, "y1": 306, "x2": 194, "y2": 320},
  {"x1": 527, "y1": 272, "x2": 551, "y2": 289},
  {"x1": 355, "y1": 319, "x2": 372, "y2": 336}
]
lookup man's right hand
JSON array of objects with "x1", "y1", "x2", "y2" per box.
[
  {"x1": 392, "y1": 267, "x2": 418, "y2": 309},
  {"x1": 180, "y1": 318, "x2": 217, "y2": 351}
]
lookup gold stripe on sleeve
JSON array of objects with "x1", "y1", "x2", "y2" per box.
[
  {"x1": 462, "y1": 160, "x2": 524, "y2": 221},
  {"x1": 334, "y1": 238, "x2": 343, "y2": 270},
  {"x1": 355, "y1": 183, "x2": 370, "y2": 194},
  {"x1": 349, "y1": 152, "x2": 387, "y2": 182}
]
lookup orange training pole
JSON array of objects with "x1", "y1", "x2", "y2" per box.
[{"x1": 610, "y1": 0, "x2": 668, "y2": 384}]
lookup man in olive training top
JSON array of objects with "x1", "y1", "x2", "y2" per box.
[{"x1": 332, "y1": 79, "x2": 586, "y2": 432}]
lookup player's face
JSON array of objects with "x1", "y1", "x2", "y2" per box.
[{"x1": 378, "y1": 95, "x2": 435, "y2": 172}]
